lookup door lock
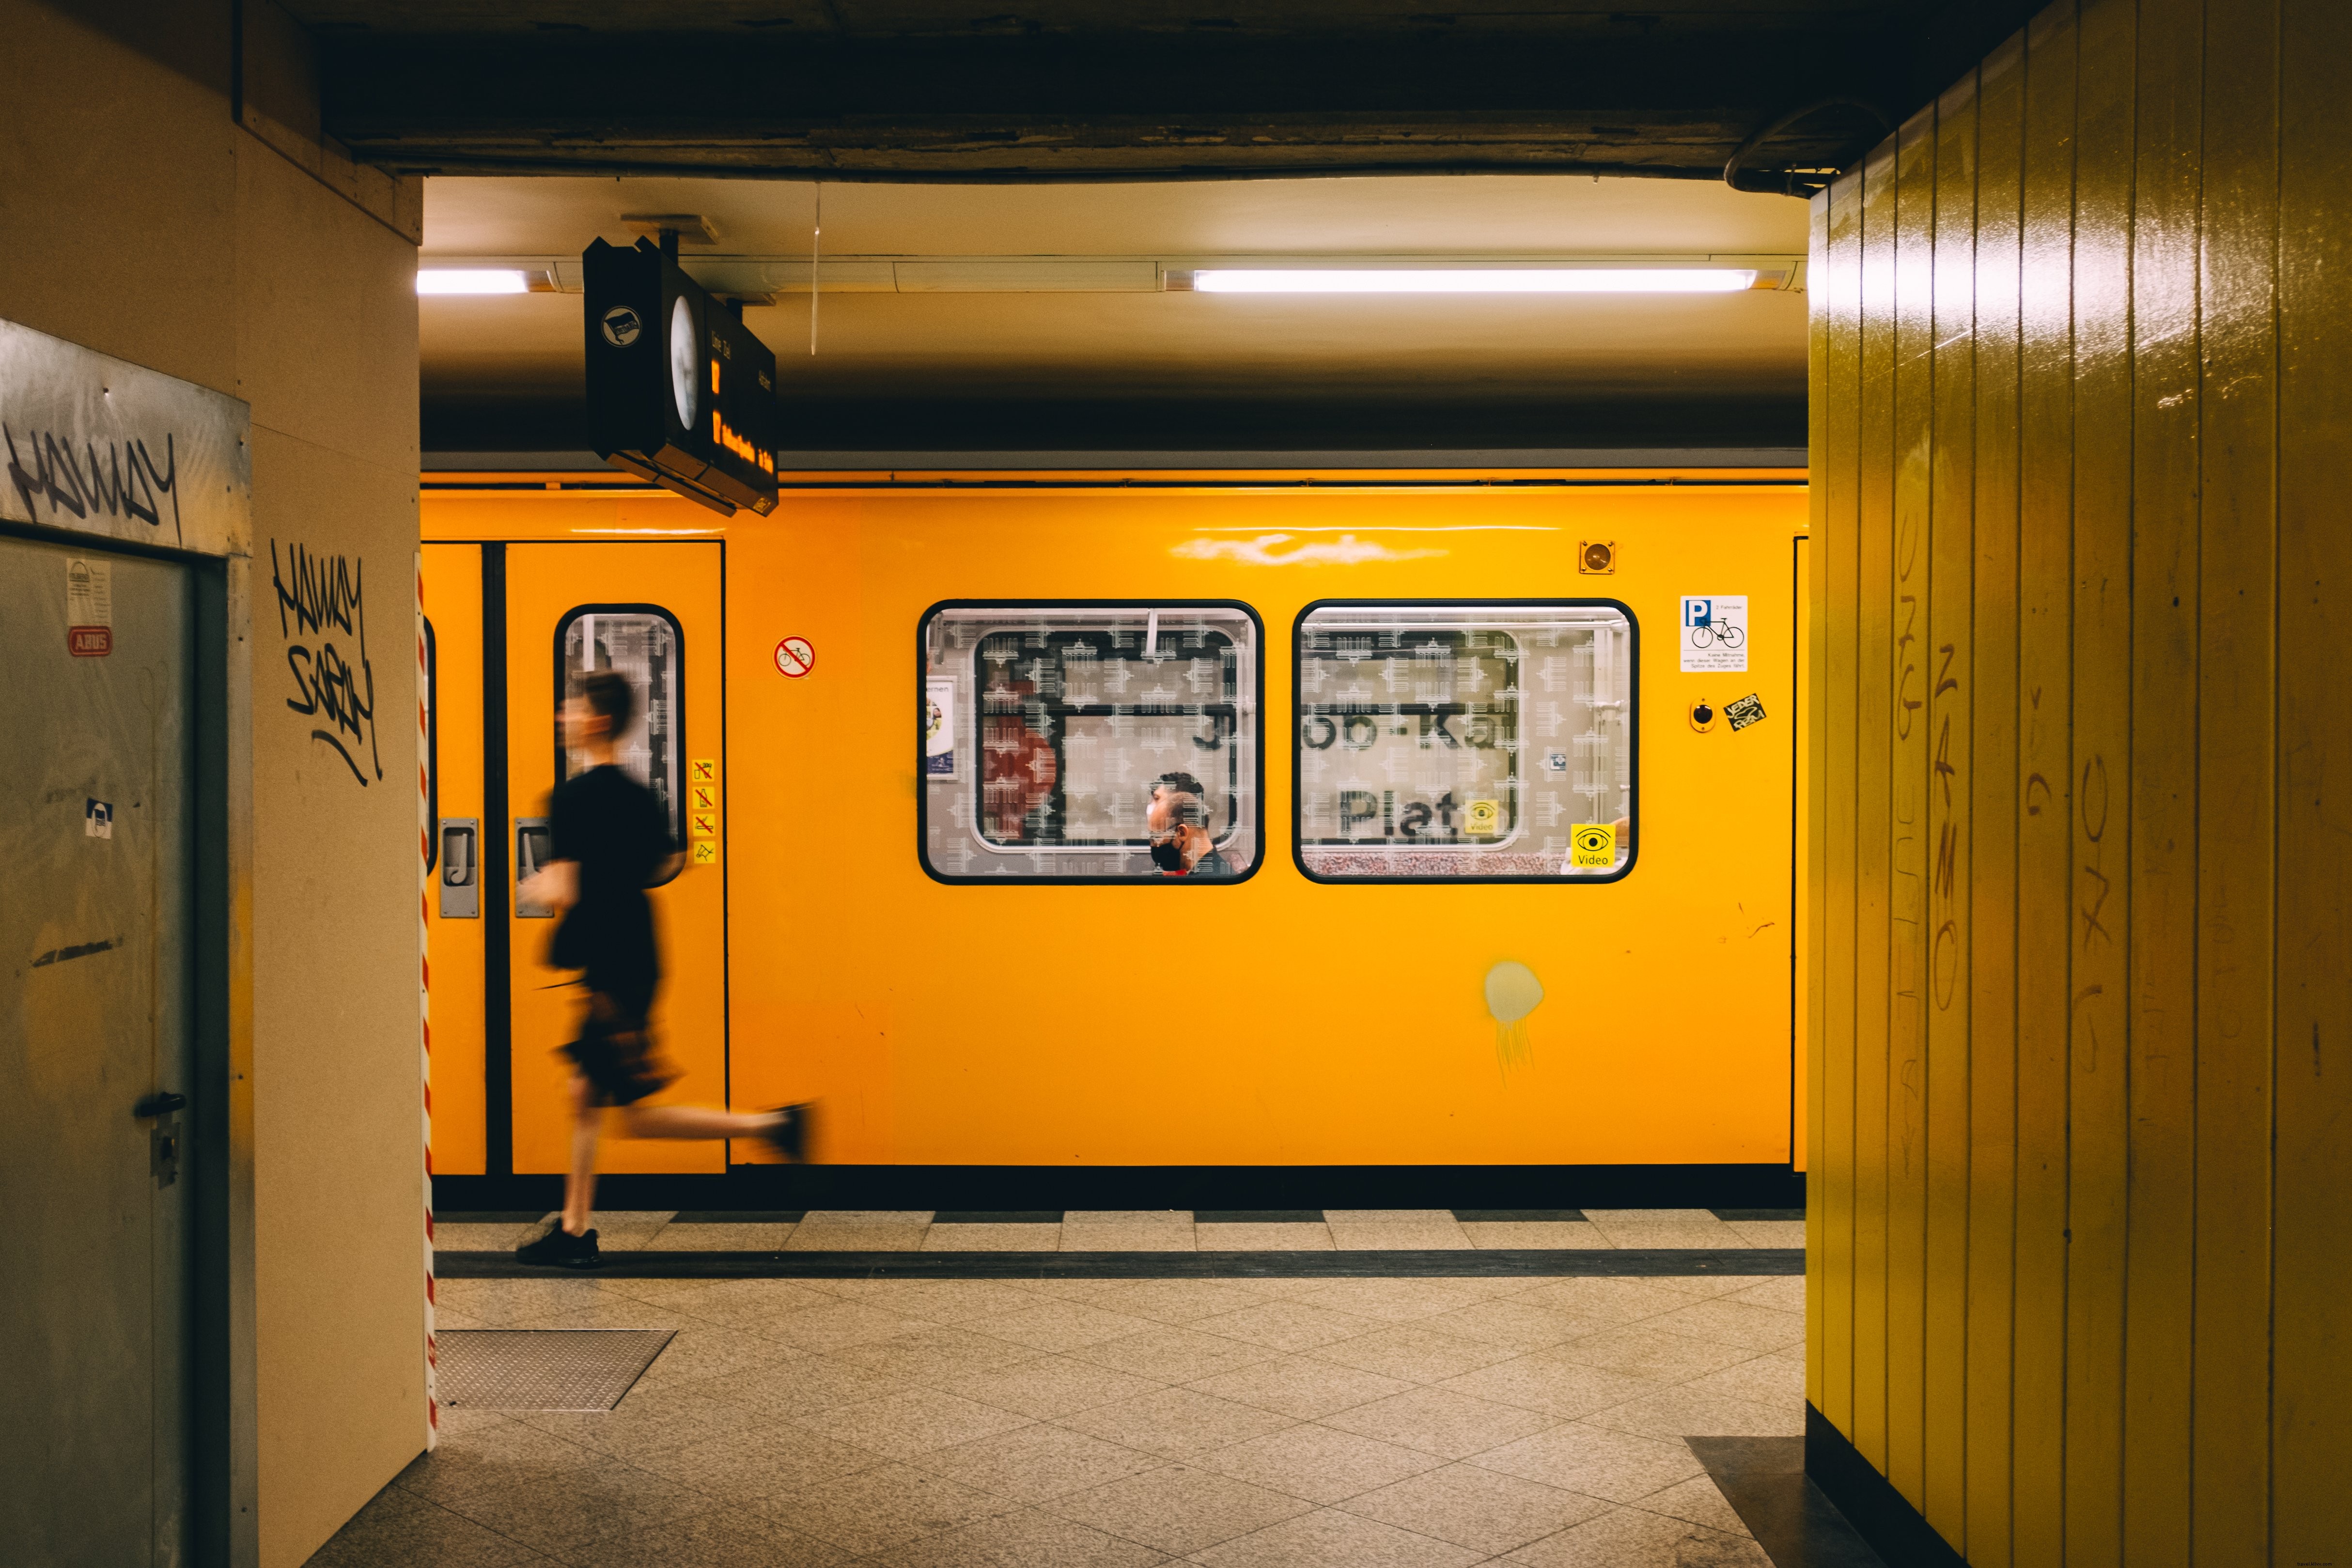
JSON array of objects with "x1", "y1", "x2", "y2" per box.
[{"x1": 136, "y1": 1092, "x2": 186, "y2": 1187}]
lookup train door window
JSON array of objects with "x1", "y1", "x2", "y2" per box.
[
  {"x1": 919, "y1": 601, "x2": 1262, "y2": 882},
  {"x1": 1293, "y1": 600, "x2": 1636, "y2": 882},
  {"x1": 555, "y1": 604, "x2": 686, "y2": 875}
]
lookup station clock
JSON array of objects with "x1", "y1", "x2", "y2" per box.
[{"x1": 583, "y1": 236, "x2": 781, "y2": 517}]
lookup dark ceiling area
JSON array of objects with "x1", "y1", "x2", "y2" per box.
[{"x1": 299, "y1": 1, "x2": 2041, "y2": 186}]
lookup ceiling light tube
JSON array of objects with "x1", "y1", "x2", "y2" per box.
[
  {"x1": 1188, "y1": 268, "x2": 1758, "y2": 294},
  {"x1": 416, "y1": 269, "x2": 532, "y2": 295}
]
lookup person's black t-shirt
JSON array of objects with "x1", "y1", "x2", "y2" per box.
[{"x1": 548, "y1": 765, "x2": 674, "y2": 1015}]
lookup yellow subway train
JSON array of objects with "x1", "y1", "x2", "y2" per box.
[{"x1": 419, "y1": 467, "x2": 1808, "y2": 1200}]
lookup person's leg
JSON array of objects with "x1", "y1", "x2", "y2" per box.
[
  {"x1": 617, "y1": 1103, "x2": 788, "y2": 1139},
  {"x1": 562, "y1": 1072, "x2": 600, "y2": 1234}
]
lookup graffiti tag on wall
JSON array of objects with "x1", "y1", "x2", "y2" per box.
[{"x1": 270, "y1": 540, "x2": 379, "y2": 786}]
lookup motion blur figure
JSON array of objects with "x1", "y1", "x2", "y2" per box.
[{"x1": 515, "y1": 670, "x2": 810, "y2": 1267}]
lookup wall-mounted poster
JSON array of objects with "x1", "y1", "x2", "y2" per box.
[{"x1": 924, "y1": 675, "x2": 957, "y2": 778}]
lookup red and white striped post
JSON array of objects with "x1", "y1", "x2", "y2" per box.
[{"x1": 418, "y1": 553, "x2": 438, "y2": 1447}]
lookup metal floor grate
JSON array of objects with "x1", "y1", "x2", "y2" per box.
[{"x1": 436, "y1": 1329, "x2": 675, "y2": 1411}]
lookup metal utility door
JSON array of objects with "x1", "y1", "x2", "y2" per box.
[
  {"x1": 506, "y1": 543, "x2": 726, "y2": 1173},
  {"x1": 0, "y1": 535, "x2": 194, "y2": 1566}
]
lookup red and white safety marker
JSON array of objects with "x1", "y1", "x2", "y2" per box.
[
  {"x1": 418, "y1": 554, "x2": 438, "y2": 1448},
  {"x1": 774, "y1": 635, "x2": 815, "y2": 678}
]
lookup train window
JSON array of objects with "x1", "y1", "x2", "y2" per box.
[
  {"x1": 1293, "y1": 601, "x2": 1636, "y2": 882},
  {"x1": 919, "y1": 601, "x2": 1263, "y2": 882},
  {"x1": 554, "y1": 604, "x2": 687, "y2": 880}
]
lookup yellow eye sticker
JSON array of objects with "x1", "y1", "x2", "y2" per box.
[
  {"x1": 1570, "y1": 823, "x2": 1617, "y2": 868},
  {"x1": 1464, "y1": 799, "x2": 1501, "y2": 836}
]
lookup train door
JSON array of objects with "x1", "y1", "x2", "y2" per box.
[
  {"x1": 422, "y1": 540, "x2": 728, "y2": 1178},
  {"x1": 422, "y1": 544, "x2": 488, "y2": 1174},
  {"x1": 0, "y1": 535, "x2": 194, "y2": 1564}
]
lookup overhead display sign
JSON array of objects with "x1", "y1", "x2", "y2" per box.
[
  {"x1": 582, "y1": 238, "x2": 780, "y2": 518},
  {"x1": 0, "y1": 317, "x2": 252, "y2": 557}
]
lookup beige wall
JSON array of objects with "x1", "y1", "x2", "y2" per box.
[
  {"x1": 1, "y1": 3, "x2": 425, "y2": 1564},
  {"x1": 1806, "y1": 0, "x2": 2351, "y2": 1562}
]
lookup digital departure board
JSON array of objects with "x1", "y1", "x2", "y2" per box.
[{"x1": 583, "y1": 237, "x2": 780, "y2": 516}]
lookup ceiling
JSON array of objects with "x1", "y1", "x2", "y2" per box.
[
  {"x1": 421, "y1": 172, "x2": 1813, "y2": 458},
  {"x1": 300, "y1": 1, "x2": 2035, "y2": 186}
]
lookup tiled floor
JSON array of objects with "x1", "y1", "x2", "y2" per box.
[
  {"x1": 434, "y1": 1209, "x2": 1807, "y2": 1254},
  {"x1": 317, "y1": 1265, "x2": 1805, "y2": 1566}
]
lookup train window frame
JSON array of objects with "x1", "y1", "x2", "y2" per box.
[
  {"x1": 1290, "y1": 598, "x2": 1640, "y2": 885},
  {"x1": 550, "y1": 602, "x2": 688, "y2": 888},
  {"x1": 423, "y1": 615, "x2": 440, "y2": 875},
  {"x1": 916, "y1": 598, "x2": 1266, "y2": 886}
]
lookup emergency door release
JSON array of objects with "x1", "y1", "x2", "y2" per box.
[{"x1": 440, "y1": 818, "x2": 480, "y2": 918}]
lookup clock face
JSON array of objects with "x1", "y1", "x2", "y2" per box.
[{"x1": 669, "y1": 295, "x2": 700, "y2": 430}]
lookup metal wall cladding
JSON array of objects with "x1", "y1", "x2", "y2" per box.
[{"x1": 1804, "y1": 1, "x2": 2352, "y2": 1561}]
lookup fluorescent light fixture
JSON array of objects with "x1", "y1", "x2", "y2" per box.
[
  {"x1": 417, "y1": 269, "x2": 531, "y2": 295},
  {"x1": 1189, "y1": 268, "x2": 1758, "y2": 294}
]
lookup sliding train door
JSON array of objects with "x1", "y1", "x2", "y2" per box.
[
  {"x1": 421, "y1": 540, "x2": 728, "y2": 1179},
  {"x1": 505, "y1": 542, "x2": 728, "y2": 1173}
]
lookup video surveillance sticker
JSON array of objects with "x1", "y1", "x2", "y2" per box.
[
  {"x1": 1679, "y1": 595, "x2": 1748, "y2": 673},
  {"x1": 1726, "y1": 693, "x2": 1767, "y2": 731},
  {"x1": 1569, "y1": 822, "x2": 1616, "y2": 868}
]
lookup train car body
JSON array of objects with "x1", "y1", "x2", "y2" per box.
[{"x1": 421, "y1": 470, "x2": 1808, "y2": 1198}]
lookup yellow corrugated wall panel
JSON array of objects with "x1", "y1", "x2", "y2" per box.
[
  {"x1": 2064, "y1": 3, "x2": 2136, "y2": 1561},
  {"x1": 2273, "y1": 1, "x2": 2351, "y2": 1559},
  {"x1": 1964, "y1": 30, "x2": 2025, "y2": 1568},
  {"x1": 1886, "y1": 102, "x2": 1938, "y2": 1513},
  {"x1": 1922, "y1": 68, "x2": 1978, "y2": 1550},
  {"x1": 2191, "y1": 1, "x2": 2278, "y2": 1562},
  {"x1": 2121, "y1": 0, "x2": 2204, "y2": 1559},
  {"x1": 1851, "y1": 133, "x2": 1900, "y2": 1475},
  {"x1": 1817, "y1": 168, "x2": 1865, "y2": 1440},
  {"x1": 2009, "y1": 7, "x2": 2080, "y2": 1562}
]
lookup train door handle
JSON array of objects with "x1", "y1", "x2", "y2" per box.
[
  {"x1": 439, "y1": 818, "x2": 480, "y2": 918},
  {"x1": 134, "y1": 1092, "x2": 187, "y2": 1118}
]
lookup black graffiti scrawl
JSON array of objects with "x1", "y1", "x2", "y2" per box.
[{"x1": 270, "y1": 540, "x2": 379, "y2": 786}]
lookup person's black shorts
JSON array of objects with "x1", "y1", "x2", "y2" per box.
[{"x1": 560, "y1": 994, "x2": 678, "y2": 1108}]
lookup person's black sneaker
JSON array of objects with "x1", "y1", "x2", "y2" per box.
[
  {"x1": 763, "y1": 1102, "x2": 814, "y2": 1163},
  {"x1": 514, "y1": 1223, "x2": 600, "y2": 1268}
]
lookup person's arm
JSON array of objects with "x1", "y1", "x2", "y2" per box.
[
  {"x1": 520, "y1": 857, "x2": 578, "y2": 913},
  {"x1": 526, "y1": 781, "x2": 580, "y2": 913}
]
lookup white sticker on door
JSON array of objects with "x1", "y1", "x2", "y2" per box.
[
  {"x1": 1679, "y1": 595, "x2": 1748, "y2": 673},
  {"x1": 67, "y1": 556, "x2": 114, "y2": 657}
]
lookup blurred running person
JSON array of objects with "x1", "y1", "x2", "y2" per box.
[{"x1": 515, "y1": 670, "x2": 810, "y2": 1267}]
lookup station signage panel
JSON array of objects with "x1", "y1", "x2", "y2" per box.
[{"x1": 582, "y1": 237, "x2": 780, "y2": 517}]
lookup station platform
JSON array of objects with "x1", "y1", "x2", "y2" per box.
[{"x1": 307, "y1": 1209, "x2": 1878, "y2": 1567}]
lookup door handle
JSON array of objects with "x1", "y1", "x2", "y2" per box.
[{"x1": 135, "y1": 1092, "x2": 187, "y2": 1118}]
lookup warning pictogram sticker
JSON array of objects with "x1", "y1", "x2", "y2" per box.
[
  {"x1": 689, "y1": 811, "x2": 718, "y2": 838},
  {"x1": 1570, "y1": 822, "x2": 1617, "y2": 869},
  {"x1": 774, "y1": 636, "x2": 815, "y2": 678},
  {"x1": 690, "y1": 783, "x2": 718, "y2": 812},
  {"x1": 1464, "y1": 799, "x2": 1501, "y2": 837},
  {"x1": 690, "y1": 758, "x2": 718, "y2": 784},
  {"x1": 690, "y1": 840, "x2": 719, "y2": 866}
]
